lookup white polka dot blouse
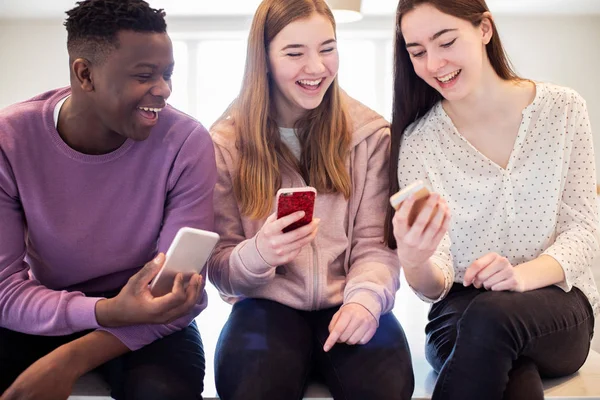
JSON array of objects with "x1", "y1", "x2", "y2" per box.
[{"x1": 398, "y1": 82, "x2": 600, "y2": 316}]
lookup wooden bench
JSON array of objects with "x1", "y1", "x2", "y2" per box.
[{"x1": 65, "y1": 283, "x2": 600, "y2": 399}]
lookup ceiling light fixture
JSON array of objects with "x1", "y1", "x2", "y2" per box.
[{"x1": 327, "y1": 0, "x2": 363, "y2": 23}]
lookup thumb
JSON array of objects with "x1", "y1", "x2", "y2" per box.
[
  {"x1": 132, "y1": 253, "x2": 165, "y2": 287},
  {"x1": 265, "y1": 212, "x2": 277, "y2": 223}
]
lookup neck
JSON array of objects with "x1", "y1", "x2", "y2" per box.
[
  {"x1": 57, "y1": 94, "x2": 127, "y2": 155},
  {"x1": 272, "y1": 90, "x2": 304, "y2": 129}
]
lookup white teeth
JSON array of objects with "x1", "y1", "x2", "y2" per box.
[
  {"x1": 298, "y1": 79, "x2": 323, "y2": 86},
  {"x1": 437, "y1": 70, "x2": 460, "y2": 83},
  {"x1": 139, "y1": 107, "x2": 162, "y2": 113}
]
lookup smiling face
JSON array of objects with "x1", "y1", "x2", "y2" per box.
[
  {"x1": 88, "y1": 30, "x2": 174, "y2": 141},
  {"x1": 401, "y1": 3, "x2": 493, "y2": 102},
  {"x1": 267, "y1": 12, "x2": 339, "y2": 127}
]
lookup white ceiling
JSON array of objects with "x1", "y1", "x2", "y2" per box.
[{"x1": 1, "y1": 0, "x2": 599, "y2": 19}]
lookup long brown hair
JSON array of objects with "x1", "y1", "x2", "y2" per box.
[
  {"x1": 212, "y1": 0, "x2": 350, "y2": 219},
  {"x1": 385, "y1": 0, "x2": 521, "y2": 248}
]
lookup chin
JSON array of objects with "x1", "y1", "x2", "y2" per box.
[
  {"x1": 298, "y1": 97, "x2": 325, "y2": 111},
  {"x1": 440, "y1": 90, "x2": 470, "y2": 103},
  {"x1": 128, "y1": 129, "x2": 153, "y2": 142}
]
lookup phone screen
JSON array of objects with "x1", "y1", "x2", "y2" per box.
[{"x1": 277, "y1": 190, "x2": 316, "y2": 233}]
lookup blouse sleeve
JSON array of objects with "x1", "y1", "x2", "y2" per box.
[
  {"x1": 542, "y1": 94, "x2": 600, "y2": 292},
  {"x1": 397, "y1": 136, "x2": 455, "y2": 303}
]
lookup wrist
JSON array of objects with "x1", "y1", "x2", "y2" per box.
[
  {"x1": 398, "y1": 255, "x2": 427, "y2": 271},
  {"x1": 344, "y1": 290, "x2": 382, "y2": 324},
  {"x1": 245, "y1": 235, "x2": 276, "y2": 270},
  {"x1": 512, "y1": 265, "x2": 529, "y2": 292},
  {"x1": 95, "y1": 298, "x2": 119, "y2": 327}
]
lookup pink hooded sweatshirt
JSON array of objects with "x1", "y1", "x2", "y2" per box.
[{"x1": 208, "y1": 94, "x2": 399, "y2": 323}]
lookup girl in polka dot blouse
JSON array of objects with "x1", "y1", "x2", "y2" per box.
[{"x1": 385, "y1": 1, "x2": 599, "y2": 399}]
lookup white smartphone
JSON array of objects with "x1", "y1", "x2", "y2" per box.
[{"x1": 149, "y1": 227, "x2": 220, "y2": 297}]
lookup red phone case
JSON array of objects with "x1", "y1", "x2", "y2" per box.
[{"x1": 277, "y1": 190, "x2": 316, "y2": 233}]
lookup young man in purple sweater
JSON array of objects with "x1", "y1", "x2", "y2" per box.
[{"x1": 0, "y1": 1, "x2": 216, "y2": 399}]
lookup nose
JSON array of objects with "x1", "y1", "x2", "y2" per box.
[
  {"x1": 426, "y1": 50, "x2": 447, "y2": 75},
  {"x1": 304, "y1": 52, "x2": 327, "y2": 75},
  {"x1": 150, "y1": 77, "x2": 172, "y2": 100}
]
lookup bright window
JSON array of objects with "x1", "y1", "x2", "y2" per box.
[
  {"x1": 172, "y1": 36, "x2": 392, "y2": 126},
  {"x1": 337, "y1": 39, "x2": 378, "y2": 112},
  {"x1": 195, "y1": 40, "x2": 247, "y2": 128},
  {"x1": 169, "y1": 41, "x2": 189, "y2": 114}
]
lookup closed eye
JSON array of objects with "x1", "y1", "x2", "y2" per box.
[
  {"x1": 441, "y1": 38, "x2": 457, "y2": 48},
  {"x1": 135, "y1": 74, "x2": 152, "y2": 83}
]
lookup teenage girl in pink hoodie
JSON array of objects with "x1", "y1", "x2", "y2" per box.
[{"x1": 207, "y1": 0, "x2": 414, "y2": 399}]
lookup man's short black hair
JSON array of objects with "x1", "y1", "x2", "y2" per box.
[{"x1": 64, "y1": 0, "x2": 167, "y2": 64}]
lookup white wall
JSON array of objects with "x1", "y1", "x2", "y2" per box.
[
  {"x1": 0, "y1": 20, "x2": 69, "y2": 106},
  {"x1": 495, "y1": 15, "x2": 600, "y2": 169},
  {"x1": 1, "y1": 15, "x2": 600, "y2": 178}
]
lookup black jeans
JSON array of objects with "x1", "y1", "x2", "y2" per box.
[
  {"x1": 0, "y1": 321, "x2": 205, "y2": 400},
  {"x1": 426, "y1": 283, "x2": 595, "y2": 400},
  {"x1": 214, "y1": 298, "x2": 414, "y2": 400}
]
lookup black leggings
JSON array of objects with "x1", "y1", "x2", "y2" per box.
[{"x1": 214, "y1": 298, "x2": 415, "y2": 400}]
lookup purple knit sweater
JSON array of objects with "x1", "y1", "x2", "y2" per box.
[{"x1": 0, "y1": 87, "x2": 216, "y2": 350}]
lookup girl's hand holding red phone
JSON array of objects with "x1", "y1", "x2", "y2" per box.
[
  {"x1": 256, "y1": 187, "x2": 320, "y2": 266},
  {"x1": 391, "y1": 180, "x2": 451, "y2": 270}
]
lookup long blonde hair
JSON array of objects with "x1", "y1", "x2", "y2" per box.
[{"x1": 213, "y1": 0, "x2": 351, "y2": 219}]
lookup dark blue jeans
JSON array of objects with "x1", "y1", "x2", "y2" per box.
[
  {"x1": 0, "y1": 321, "x2": 205, "y2": 400},
  {"x1": 426, "y1": 283, "x2": 595, "y2": 400},
  {"x1": 215, "y1": 298, "x2": 414, "y2": 400}
]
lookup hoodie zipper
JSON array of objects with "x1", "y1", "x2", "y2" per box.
[
  {"x1": 282, "y1": 169, "x2": 320, "y2": 311},
  {"x1": 311, "y1": 241, "x2": 319, "y2": 310}
]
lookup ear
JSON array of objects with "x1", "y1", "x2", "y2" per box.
[
  {"x1": 72, "y1": 58, "x2": 95, "y2": 92},
  {"x1": 480, "y1": 12, "x2": 494, "y2": 45}
]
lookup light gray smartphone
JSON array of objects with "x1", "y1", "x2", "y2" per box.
[{"x1": 149, "y1": 227, "x2": 220, "y2": 297}]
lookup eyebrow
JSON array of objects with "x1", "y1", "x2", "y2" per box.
[
  {"x1": 405, "y1": 28, "x2": 457, "y2": 48},
  {"x1": 133, "y1": 63, "x2": 158, "y2": 69},
  {"x1": 133, "y1": 62, "x2": 175, "y2": 70},
  {"x1": 281, "y1": 38, "x2": 336, "y2": 51}
]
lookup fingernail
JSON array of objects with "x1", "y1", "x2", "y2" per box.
[{"x1": 154, "y1": 253, "x2": 164, "y2": 264}]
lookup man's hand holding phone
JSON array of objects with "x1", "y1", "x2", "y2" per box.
[
  {"x1": 95, "y1": 253, "x2": 203, "y2": 327},
  {"x1": 391, "y1": 180, "x2": 451, "y2": 270}
]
